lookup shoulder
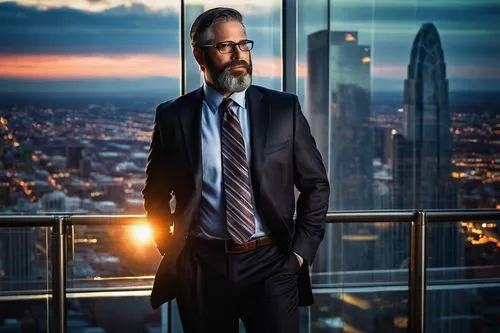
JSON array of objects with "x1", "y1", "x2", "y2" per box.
[
  {"x1": 155, "y1": 88, "x2": 202, "y2": 119},
  {"x1": 249, "y1": 85, "x2": 298, "y2": 107},
  {"x1": 250, "y1": 85, "x2": 297, "y2": 101}
]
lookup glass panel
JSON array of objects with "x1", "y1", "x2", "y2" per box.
[
  {"x1": 312, "y1": 222, "x2": 409, "y2": 332},
  {"x1": 63, "y1": 296, "x2": 179, "y2": 333},
  {"x1": 306, "y1": 290, "x2": 409, "y2": 332},
  {"x1": 183, "y1": 0, "x2": 282, "y2": 92},
  {"x1": 426, "y1": 220, "x2": 500, "y2": 333},
  {"x1": 412, "y1": 0, "x2": 499, "y2": 211},
  {"x1": 0, "y1": 227, "x2": 49, "y2": 291},
  {"x1": 300, "y1": 0, "x2": 500, "y2": 212},
  {"x1": 69, "y1": 224, "x2": 160, "y2": 290},
  {"x1": 0, "y1": 227, "x2": 50, "y2": 332},
  {"x1": 0, "y1": 0, "x2": 181, "y2": 214},
  {"x1": 0, "y1": 300, "x2": 50, "y2": 333},
  {"x1": 313, "y1": 222, "x2": 410, "y2": 284}
]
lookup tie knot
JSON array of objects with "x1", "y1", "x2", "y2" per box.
[{"x1": 220, "y1": 98, "x2": 234, "y2": 111}]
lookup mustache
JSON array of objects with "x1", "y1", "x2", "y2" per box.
[{"x1": 224, "y1": 60, "x2": 252, "y2": 72}]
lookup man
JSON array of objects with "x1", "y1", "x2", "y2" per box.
[{"x1": 143, "y1": 7, "x2": 329, "y2": 333}]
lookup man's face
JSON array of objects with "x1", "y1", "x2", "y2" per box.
[{"x1": 198, "y1": 20, "x2": 252, "y2": 95}]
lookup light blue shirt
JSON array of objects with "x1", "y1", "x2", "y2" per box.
[{"x1": 191, "y1": 84, "x2": 267, "y2": 240}]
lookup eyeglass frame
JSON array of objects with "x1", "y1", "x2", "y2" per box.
[{"x1": 196, "y1": 39, "x2": 254, "y2": 54}]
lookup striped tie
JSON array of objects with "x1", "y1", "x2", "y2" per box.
[{"x1": 220, "y1": 98, "x2": 255, "y2": 244}]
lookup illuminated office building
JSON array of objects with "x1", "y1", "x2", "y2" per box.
[
  {"x1": 307, "y1": 30, "x2": 374, "y2": 276},
  {"x1": 396, "y1": 23, "x2": 455, "y2": 211},
  {"x1": 394, "y1": 23, "x2": 467, "y2": 333}
]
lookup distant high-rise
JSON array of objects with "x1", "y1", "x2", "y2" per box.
[
  {"x1": 306, "y1": 30, "x2": 374, "y2": 276},
  {"x1": 396, "y1": 23, "x2": 455, "y2": 210},
  {"x1": 0, "y1": 182, "x2": 9, "y2": 208},
  {"x1": 66, "y1": 145, "x2": 84, "y2": 171},
  {"x1": 393, "y1": 23, "x2": 466, "y2": 333},
  {"x1": 185, "y1": 4, "x2": 204, "y2": 93},
  {"x1": 306, "y1": 30, "x2": 373, "y2": 210},
  {"x1": 79, "y1": 157, "x2": 92, "y2": 178}
]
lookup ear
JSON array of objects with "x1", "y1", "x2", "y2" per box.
[{"x1": 193, "y1": 47, "x2": 206, "y2": 71}]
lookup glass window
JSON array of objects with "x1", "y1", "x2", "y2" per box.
[
  {"x1": 183, "y1": 0, "x2": 282, "y2": 92},
  {"x1": 299, "y1": 0, "x2": 499, "y2": 332},
  {"x1": 0, "y1": 1, "x2": 180, "y2": 329},
  {"x1": 0, "y1": 1, "x2": 181, "y2": 215}
]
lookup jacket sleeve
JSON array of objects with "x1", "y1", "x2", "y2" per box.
[
  {"x1": 291, "y1": 95, "x2": 330, "y2": 265},
  {"x1": 142, "y1": 105, "x2": 174, "y2": 255}
]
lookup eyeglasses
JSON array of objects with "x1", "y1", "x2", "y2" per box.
[{"x1": 198, "y1": 40, "x2": 254, "y2": 54}]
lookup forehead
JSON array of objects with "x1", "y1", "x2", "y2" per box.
[{"x1": 210, "y1": 20, "x2": 247, "y2": 43}]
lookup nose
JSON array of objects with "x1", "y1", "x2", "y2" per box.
[{"x1": 231, "y1": 45, "x2": 244, "y2": 60}]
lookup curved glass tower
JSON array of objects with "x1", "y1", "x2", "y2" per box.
[{"x1": 396, "y1": 23, "x2": 455, "y2": 210}]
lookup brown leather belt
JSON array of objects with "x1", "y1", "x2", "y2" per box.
[
  {"x1": 188, "y1": 235, "x2": 274, "y2": 254},
  {"x1": 224, "y1": 235, "x2": 273, "y2": 254}
]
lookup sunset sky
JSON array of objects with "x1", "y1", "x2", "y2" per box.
[{"x1": 1, "y1": 0, "x2": 499, "y2": 94}]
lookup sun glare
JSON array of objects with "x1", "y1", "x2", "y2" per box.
[{"x1": 130, "y1": 224, "x2": 153, "y2": 246}]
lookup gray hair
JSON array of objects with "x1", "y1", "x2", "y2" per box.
[{"x1": 190, "y1": 7, "x2": 245, "y2": 47}]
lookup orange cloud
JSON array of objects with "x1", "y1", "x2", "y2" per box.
[
  {"x1": 252, "y1": 58, "x2": 307, "y2": 77},
  {"x1": 0, "y1": 53, "x2": 295, "y2": 80},
  {"x1": 372, "y1": 65, "x2": 406, "y2": 79},
  {"x1": 2, "y1": 54, "x2": 498, "y2": 81},
  {"x1": 0, "y1": 54, "x2": 180, "y2": 80}
]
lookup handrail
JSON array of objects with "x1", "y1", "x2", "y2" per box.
[
  {"x1": 324, "y1": 209, "x2": 499, "y2": 223},
  {"x1": 426, "y1": 210, "x2": 500, "y2": 221},
  {"x1": 0, "y1": 215, "x2": 54, "y2": 227},
  {"x1": 0, "y1": 209, "x2": 500, "y2": 228},
  {"x1": 68, "y1": 214, "x2": 146, "y2": 225},
  {"x1": 0, "y1": 209, "x2": 499, "y2": 333},
  {"x1": 2, "y1": 209, "x2": 497, "y2": 227}
]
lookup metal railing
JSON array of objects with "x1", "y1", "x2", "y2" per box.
[{"x1": 1, "y1": 209, "x2": 499, "y2": 333}]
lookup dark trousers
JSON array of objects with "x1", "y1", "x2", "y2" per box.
[{"x1": 176, "y1": 236, "x2": 300, "y2": 333}]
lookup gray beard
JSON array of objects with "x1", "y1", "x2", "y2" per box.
[
  {"x1": 206, "y1": 59, "x2": 252, "y2": 93},
  {"x1": 216, "y1": 69, "x2": 251, "y2": 93}
]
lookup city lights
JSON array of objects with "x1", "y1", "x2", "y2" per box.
[
  {"x1": 344, "y1": 33, "x2": 356, "y2": 41},
  {"x1": 0, "y1": 1, "x2": 497, "y2": 333}
]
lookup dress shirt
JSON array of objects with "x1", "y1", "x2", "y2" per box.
[{"x1": 191, "y1": 84, "x2": 267, "y2": 240}]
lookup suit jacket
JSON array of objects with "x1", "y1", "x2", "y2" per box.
[{"x1": 143, "y1": 85, "x2": 329, "y2": 310}]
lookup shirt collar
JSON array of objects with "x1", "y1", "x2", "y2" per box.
[{"x1": 203, "y1": 83, "x2": 247, "y2": 113}]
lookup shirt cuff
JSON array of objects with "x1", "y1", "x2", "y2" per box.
[{"x1": 293, "y1": 252, "x2": 304, "y2": 267}]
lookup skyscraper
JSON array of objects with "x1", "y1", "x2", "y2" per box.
[
  {"x1": 306, "y1": 30, "x2": 373, "y2": 211},
  {"x1": 396, "y1": 23, "x2": 455, "y2": 210},
  {"x1": 66, "y1": 145, "x2": 84, "y2": 171},
  {"x1": 185, "y1": 4, "x2": 204, "y2": 93},
  {"x1": 395, "y1": 23, "x2": 462, "y2": 268},
  {"x1": 306, "y1": 30, "x2": 374, "y2": 276},
  {"x1": 393, "y1": 23, "x2": 467, "y2": 333}
]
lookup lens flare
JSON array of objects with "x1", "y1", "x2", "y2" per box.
[{"x1": 130, "y1": 224, "x2": 153, "y2": 246}]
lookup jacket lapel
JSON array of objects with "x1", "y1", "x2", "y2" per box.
[
  {"x1": 247, "y1": 86, "x2": 269, "y2": 199},
  {"x1": 178, "y1": 88, "x2": 204, "y2": 189}
]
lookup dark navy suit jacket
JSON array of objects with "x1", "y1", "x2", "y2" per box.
[{"x1": 143, "y1": 85, "x2": 330, "y2": 309}]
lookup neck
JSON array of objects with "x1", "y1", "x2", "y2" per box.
[{"x1": 205, "y1": 81, "x2": 232, "y2": 98}]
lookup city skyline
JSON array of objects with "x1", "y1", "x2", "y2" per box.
[
  {"x1": 0, "y1": 2, "x2": 498, "y2": 332},
  {"x1": 1, "y1": 0, "x2": 499, "y2": 93}
]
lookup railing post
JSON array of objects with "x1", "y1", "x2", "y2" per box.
[
  {"x1": 409, "y1": 211, "x2": 426, "y2": 333},
  {"x1": 52, "y1": 215, "x2": 67, "y2": 333}
]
